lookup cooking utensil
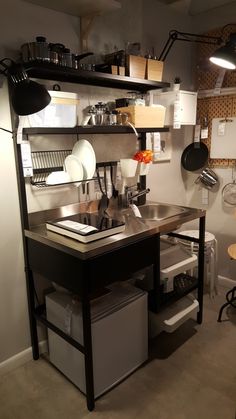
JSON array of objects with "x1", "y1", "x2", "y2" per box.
[
  {"x1": 61, "y1": 48, "x2": 73, "y2": 68},
  {"x1": 97, "y1": 167, "x2": 109, "y2": 215},
  {"x1": 222, "y1": 166, "x2": 236, "y2": 205},
  {"x1": 181, "y1": 125, "x2": 209, "y2": 172},
  {"x1": 73, "y1": 52, "x2": 94, "y2": 69},
  {"x1": 110, "y1": 164, "x2": 119, "y2": 198},
  {"x1": 49, "y1": 43, "x2": 65, "y2": 65},
  {"x1": 108, "y1": 164, "x2": 119, "y2": 211},
  {"x1": 21, "y1": 36, "x2": 50, "y2": 63},
  {"x1": 195, "y1": 167, "x2": 218, "y2": 189}
]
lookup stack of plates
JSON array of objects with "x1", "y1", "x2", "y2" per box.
[{"x1": 64, "y1": 139, "x2": 96, "y2": 185}]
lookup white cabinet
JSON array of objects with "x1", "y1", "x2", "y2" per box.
[
  {"x1": 46, "y1": 283, "x2": 148, "y2": 398},
  {"x1": 150, "y1": 90, "x2": 197, "y2": 126}
]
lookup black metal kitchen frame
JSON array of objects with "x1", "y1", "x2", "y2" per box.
[{"x1": 12, "y1": 68, "x2": 205, "y2": 411}]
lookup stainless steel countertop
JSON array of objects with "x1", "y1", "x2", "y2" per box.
[{"x1": 25, "y1": 201, "x2": 205, "y2": 260}]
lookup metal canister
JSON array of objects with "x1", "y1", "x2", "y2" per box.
[
  {"x1": 195, "y1": 167, "x2": 218, "y2": 189},
  {"x1": 94, "y1": 102, "x2": 106, "y2": 125},
  {"x1": 61, "y1": 48, "x2": 73, "y2": 68},
  {"x1": 21, "y1": 36, "x2": 50, "y2": 62}
]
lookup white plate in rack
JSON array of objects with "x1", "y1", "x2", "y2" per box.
[
  {"x1": 72, "y1": 139, "x2": 96, "y2": 180},
  {"x1": 64, "y1": 154, "x2": 84, "y2": 184},
  {"x1": 46, "y1": 171, "x2": 71, "y2": 185}
]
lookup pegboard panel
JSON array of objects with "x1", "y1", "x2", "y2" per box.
[
  {"x1": 196, "y1": 24, "x2": 236, "y2": 167},
  {"x1": 197, "y1": 96, "x2": 236, "y2": 167}
]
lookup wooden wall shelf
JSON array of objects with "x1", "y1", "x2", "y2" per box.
[{"x1": 24, "y1": 62, "x2": 170, "y2": 93}]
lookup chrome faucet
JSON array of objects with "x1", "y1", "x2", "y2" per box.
[{"x1": 124, "y1": 185, "x2": 150, "y2": 207}]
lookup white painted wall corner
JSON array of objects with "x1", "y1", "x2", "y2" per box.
[{"x1": 0, "y1": 340, "x2": 48, "y2": 377}]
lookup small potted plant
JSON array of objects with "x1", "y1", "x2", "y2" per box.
[{"x1": 173, "y1": 76, "x2": 181, "y2": 91}]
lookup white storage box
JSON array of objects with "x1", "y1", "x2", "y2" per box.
[
  {"x1": 160, "y1": 243, "x2": 198, "y2": 293},
  {"x1": 46, "y1": 283, "x2": 148, "y2": 398},
  {"x1": 133, "y1": 242, "x2": 198, "y2": 293},
  {"x1": 149, "y1": 294, "x2": 199, "y2": 337},
  {"x1": 28, "y1": 90, "x2": 79, "y2": 127},
  {"x1": 150, "y1": 90, "x2": 197, "y2": 126}
]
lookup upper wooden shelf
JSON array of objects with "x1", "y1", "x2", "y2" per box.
[
  {"x1": 23, "y1": 0, "x2": 121, "y2": 17},
  {"x1": 24, "y1": 62, "x2": 170, "y2": 93}
]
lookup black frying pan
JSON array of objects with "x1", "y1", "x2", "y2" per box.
[{"x1": 181, "y1": 142, "x2": 209, "y2": 172}]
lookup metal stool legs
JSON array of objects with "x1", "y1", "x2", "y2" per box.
[{"x1": 217, "y1": 286, "x2": 236, "y2": 322}]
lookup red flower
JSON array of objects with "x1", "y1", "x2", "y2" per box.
[{"x1": 133, "y1": 150, "x2": 153, "y2": 163}]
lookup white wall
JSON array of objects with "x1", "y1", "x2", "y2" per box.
[
  {"x1": 141, "y1": 0, "x2": 194, "y2": 208},
  {"x1": 90, "y1": 0, "x2": 236, "y2": 280},
  {"x1": 0, "y1": 0, "x2": 80, "y2": 364},
  {"x1": 0, "y1": 81, "x2": 31, "y2": 363},
  {"x1": 184, "y1": 3, "x2": 236, "y2": 279}
]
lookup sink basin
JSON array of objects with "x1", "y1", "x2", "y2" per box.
[{"x1": 138, "y1": 204, "x2": 187, "y2": 221}]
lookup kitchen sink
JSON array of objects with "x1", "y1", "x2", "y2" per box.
[{"x1": 138, "y1": 203, "x2": 188, "y2": 221}]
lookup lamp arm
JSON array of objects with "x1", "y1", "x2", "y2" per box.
[{"x1": 158, "y1": 30, "x2": 222, "y2": 61}]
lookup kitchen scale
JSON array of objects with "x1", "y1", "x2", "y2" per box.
[{"x1": 46, "y1": 212, "x2": 125, "y2": 243}]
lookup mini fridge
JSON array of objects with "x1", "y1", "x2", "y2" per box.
[{"x1": 46, "y1": 282, "x2": 148, "y2": 398}]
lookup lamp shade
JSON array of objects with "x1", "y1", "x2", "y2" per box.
[
  {"x1": 7, "y1": 62, "x2": 51, "y2": 116},
  {"x1": 210, "y1": 33, "x2": 236, "y2": 70},
  {"x1": 10, "y1": 79, "x2": 51, "y2": 116}
]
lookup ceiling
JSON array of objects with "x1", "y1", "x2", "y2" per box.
[{"x1": 156, "y1": 0, "x2": 236, "y2": 15}]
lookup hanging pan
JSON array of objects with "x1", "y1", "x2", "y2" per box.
[
  {"x1": 181, "y1": 125, "x2": 209, "y2": 172},
  {"x1": 222, "y1": 166, "x2": 236, "y2": 205}
]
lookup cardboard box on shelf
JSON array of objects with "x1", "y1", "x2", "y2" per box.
[
  {"x1": 116, "y1": 105, "x2": 166, "y2": 128},
  {"x1": 127, "y1": 55, "x2": 147, "y2": 79},
  {"x1": 146, "y1": 59, "x2": 164, "y2": 82}
]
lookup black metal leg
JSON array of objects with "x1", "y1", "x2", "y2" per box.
[
  {"x1": 218, "y1": 287, "x2": 236, "y2": 322},
  {"x1": 217, "y1": 301, "x2": 230, "y2": 322},
  {"x1": 25, "y1": 267, "x2": 39, "y2": 359},
  {"x1": 82, "y1": 271, "x2": 95, "y2": 411},
  {"x1": 197, "y1": 216, "x2": 205, "y2": 324},
  {"x1": 149, "y1": 234, "x2": 160, "y2": 312}
]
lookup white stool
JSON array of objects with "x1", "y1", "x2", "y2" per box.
[{"x1": 177, "y1": 230, "x2": 218, "y2": 298}]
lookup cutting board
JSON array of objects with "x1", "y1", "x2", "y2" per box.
[{"x1": 210, "y1": 117, "x2": 236, "y2": 158}]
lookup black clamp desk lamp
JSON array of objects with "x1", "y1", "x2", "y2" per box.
[
  {"x1": 0, "y1": 58, "x2": 51, "y2": 116},
  {"x1": 158, "y1": 28, "x2": 236, "y2": 70}
]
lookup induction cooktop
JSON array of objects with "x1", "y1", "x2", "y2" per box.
[{"x1": 46, "y1": 212, "x2": 125, "y2": 243}]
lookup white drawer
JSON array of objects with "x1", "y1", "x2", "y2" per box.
[{"x1": 149, "y1": 294, "x2": 199, "y2": 337}]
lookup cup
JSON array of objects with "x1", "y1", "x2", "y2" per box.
[
  {"x1": 120, "y1": 159, "x2": 138, "y2": 178},
  {"x1": 136, "y1": 162, "x2": 151, "y2": 176}
]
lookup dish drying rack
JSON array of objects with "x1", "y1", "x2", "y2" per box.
[
  {"x1": 30, "y1": 150, "x2": 117, "y2": 187},
  {"x1": 31, "y1": 149, "x2": 72, "y2": 187}
]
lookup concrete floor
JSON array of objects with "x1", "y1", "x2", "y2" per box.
[{"x1": 0, "y1": 286, "x2": 236, "y2": 419}]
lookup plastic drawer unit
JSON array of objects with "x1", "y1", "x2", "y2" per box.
[
  {"x1": 149, "y1": 294, "x2": 199, "y2": 337},
  {"x1": 149, "y1": 242, "x2": 199, "y2": 337},
  {"x1": 160, "y1": 243, "x2": 198, "y2": 293},
  {"x1": 46, "y1": 282, "x2": 148, "y2": 398}
]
